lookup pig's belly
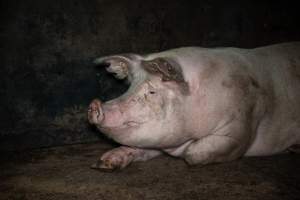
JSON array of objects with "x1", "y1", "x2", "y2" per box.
[
  {"x1": 245, "y1": 63, "x2": 300, "y2": 156},
  {"x1": 245, "y1": 114, "x2": 300, "y2": 156}
]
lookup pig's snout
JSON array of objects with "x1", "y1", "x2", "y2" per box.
[{"x1": 88, "y1": 99, "x2": 104, "y2": 125}]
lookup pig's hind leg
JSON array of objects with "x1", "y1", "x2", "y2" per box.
[{"x1": 91, "y1": 146, "x2": 162, "y2": 170}]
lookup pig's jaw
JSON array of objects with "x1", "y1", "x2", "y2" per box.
[
  {"x1": 97, "y1": 105, "x2": 183, "y2": 148},
  {"x1": 95, "y1": 104, "x2": 165, "y2": 147},
  {"x1": 97, "y1": 120, "x2": 147, "y2": 146},
  {"x1": 98, "y1": 100, "x2": 142, "y2": 127},
  {"x1": 98, "y1": 119, "x2": 144, "y2": 132}
]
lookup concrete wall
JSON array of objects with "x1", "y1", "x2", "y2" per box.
[{"x1": 1, "y1": 0, "x2": 300, "y2": 151}]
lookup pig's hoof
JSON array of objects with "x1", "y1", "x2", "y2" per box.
[
  {"x1": 90, "y1": 160, "x2": 119, "y2": 172},
  {"x1": 92, "y1": 147, "x2": 134, "y2": 171}
]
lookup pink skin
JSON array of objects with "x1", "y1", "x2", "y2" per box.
[
  {"x1": 88, "y1": 98, "x2": 144, "y2": 139},
  {"x1": 89, "y1": 42, "x2": 300, "y2": 170},
  {"x1": 90, "y1": 145, "x2": 161, "y2": 170},
  {"x1": 87, "y1": 79, "x2": 181, "y2": 169}
]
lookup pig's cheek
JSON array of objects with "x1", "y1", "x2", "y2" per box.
[
  {"x1": 144, "y1": 92, "x2": 162, "y2": 109},
  {"x1": 141, "y1": 103, "x2": 164, "y2": 120},
  {"x1": 150, "y1": 104, "x2": 163, "y2": 117},
  {"x1": 149, "y1": 96, "x2": 166, "y2": 117}
]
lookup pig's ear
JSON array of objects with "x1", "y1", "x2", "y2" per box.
[
  {"x1": 142, "y1": 57, "x2": 190, "y2": 95},
  {"x1": 94, "y1": 54, "x2": 137, "y2": 80}
]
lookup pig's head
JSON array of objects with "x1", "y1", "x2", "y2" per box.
[{"x1": 88, "y1": 54, "x2": 190, "y2": 148}]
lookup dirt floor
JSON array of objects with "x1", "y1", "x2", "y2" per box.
[{"x1": 0, "y1": 142, "x2": 299, "y2": 200}]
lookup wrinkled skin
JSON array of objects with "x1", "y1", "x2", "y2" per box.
[{"x1": 88, "y1": 42, "x2": 300, "y2": 170}]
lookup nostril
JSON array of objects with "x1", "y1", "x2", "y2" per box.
[{"x1": 88, "y1": 99, "x2": 104, "y2": 124}]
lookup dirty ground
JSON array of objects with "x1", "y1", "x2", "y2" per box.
[{"x1": 0, "y1": 142, "x2": 299, "y2": 200}]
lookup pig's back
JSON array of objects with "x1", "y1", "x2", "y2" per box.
[{"x1": 155, "y1": 42, "x2": 300, "y2": 155}]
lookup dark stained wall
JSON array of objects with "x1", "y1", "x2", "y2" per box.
[{"x1": 1, "y1": 0, "x2": 300, "y2": 151}]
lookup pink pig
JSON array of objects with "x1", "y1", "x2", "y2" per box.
[{"x1": 88, "y1": 42, "x2": 300, "y2": 170}]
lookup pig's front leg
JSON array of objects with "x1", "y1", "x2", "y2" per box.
[
  {"x1": 182, "y1": 118, "x2": 252, "y2": 165},
  {"x1": 91, "y1": 146, "x2": 162, "y2": 170},
  {"x1": 182, "y1": 135, "x2": 244, "y2": 165}
]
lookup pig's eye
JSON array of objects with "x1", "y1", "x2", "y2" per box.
[{"x1": 149, "y1": 91, "x2": 156, "y2": 94}]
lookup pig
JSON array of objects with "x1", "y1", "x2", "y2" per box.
[{"x1": 88, "y1": 42, "x2": 300, "y2": 170}]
